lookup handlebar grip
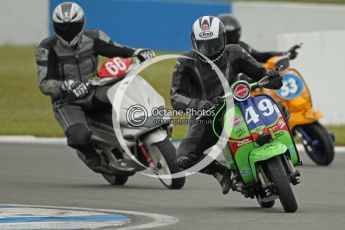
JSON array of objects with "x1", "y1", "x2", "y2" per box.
[
  {"x1": 195, "y1": 105, "x2": 217, "y2": 121},
  {"x1": 276, "y1": 65, "x2": 284, "y2": 72}
]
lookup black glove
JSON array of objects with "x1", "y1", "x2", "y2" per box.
[
  {"x1": 212, "y1": 96, "x2": 224, "y2": 105},
  {"x1": 264, "y1": 70, "x2": 283, "y2": 89},
  {"x1": 61, "y1": 80, "x2": 89, "y2": 98},
  {"x1": 198, "y1": 100, "x2": 216, "y2": 111},
  {"x1": 133, "y1": 48, "x2": 155, "y2": 62},
  {"x1": 287, "y1": 44, "x2": 300, "y2": 60},
  {"x1": 266, "y1": 70, "x2": 280, "y2": 79},
  {"x1": 266, "y1": 75, "x2": 283, "y2": 89}
]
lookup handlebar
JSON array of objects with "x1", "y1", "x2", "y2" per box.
[{"x1": 286, "y1": 43, "x2": 302, "y2": 60}]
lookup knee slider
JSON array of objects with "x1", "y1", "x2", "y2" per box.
[{"x1": 65, "y1": 123, "x2": 91, "y2": 149}]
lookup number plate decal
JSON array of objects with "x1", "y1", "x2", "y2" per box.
[{"x1": 276, "y1": 73, "x2": 304, "y2": 99}]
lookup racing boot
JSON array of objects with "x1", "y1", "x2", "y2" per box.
[
  {"x1": 201, "y1": 160, "x2": 232, "y2": 194},
  {"x1": 213, "y1": 165, "x2": 232, "y2": 195}
]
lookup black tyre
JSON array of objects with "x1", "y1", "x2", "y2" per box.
[
  {"x1": 256, "y1": 196, "x2": 275, "y2": 208},
  {"x1": 299, "y1": 122, "x2": 334, "y2": 166},
  {"x1": 152, "y1": 138, "x2": 186, "y2": 189},
  {"x1": 102, "y1": 173, "x2": 129, "y2": 185},
  {"x1": 267, "y1": 156, "x2": 298, "y2": 213}
]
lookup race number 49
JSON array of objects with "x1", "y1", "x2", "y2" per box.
[{"x1": 245, "y1": 99, "x2": 279, "y2": 125}]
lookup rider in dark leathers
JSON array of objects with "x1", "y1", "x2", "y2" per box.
[
  {"x1": 218, "y1": 14, "x2": 299, "y2": 63},
  {"x1": 171, "y1": 16, "x2": 283, "y2": 194},
  {"x1": 218, "y1": 14, "x2": 294, "y2": 119},
  {"x1": 35, "y1": 2, "x2": 155, "y2": 172}
]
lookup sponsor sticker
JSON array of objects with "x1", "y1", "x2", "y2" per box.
[
  {"x1": 240, "y1": 167, "x2": 252, "y2": 176},
  {"x1": 232, "y1": 116, "x2": 242, "y2": 126},
  {"x1": 235, "y1": 127, "x2": 246, "y2": 137},
  {"x1": 199, "y1": 31, "x2": 213, "y2": 38},
  {"x1": 202, "y1": 25, "x2": 209, "y2": 30},
  {"x1": 232, "y1": 81, "x2": 251, "y2": 101}
]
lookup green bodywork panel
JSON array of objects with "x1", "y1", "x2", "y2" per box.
[{"x1": 223, "y1": 105, "x2": 257, "y2": 184}]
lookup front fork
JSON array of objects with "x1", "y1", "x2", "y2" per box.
[
  {"x1": 281, "y1": 154, "x2": 301, "y2": 185},
  {"x1": 138, "y1": 139, "x2": 163, "y2": 175},
  {"x1": 257, "y1": 154, "x2": 301, "y2": 198},
  {"x1": 138, "y1": 139, "x2": 154, "y2": 168}
]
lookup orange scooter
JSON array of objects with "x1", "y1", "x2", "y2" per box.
[{"x1": 254, "y1": 46, "x2": 335, "y2": 165}]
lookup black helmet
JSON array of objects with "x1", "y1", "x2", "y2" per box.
[
  {"x1": 218, "y1": 14, "x2": 241, "y2": 44},
  {"x1": 191, "y1": 16, "x2": 226, "y2": 59},
  {"x1": 52, "y1": 2, "x2": 85, "y2": 46}
]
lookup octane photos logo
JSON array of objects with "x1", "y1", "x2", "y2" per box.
[
  {"x1": 126, "y1": 106, "x2": 216, "y2": 127},
  {"x1": 126, "y1": 104, "x2": 148, "y2": 127},
  {"x1": 110, "y1": 54, "x2": 234, "y2": 179}
]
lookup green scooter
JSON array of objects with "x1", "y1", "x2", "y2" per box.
[{"x1": 201, "y1": 73, "x2": 302, "y2": 213}]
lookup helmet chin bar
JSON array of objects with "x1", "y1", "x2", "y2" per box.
[
  {"x1": 194, "y1": 48, "x2": 225, "y2": 64},
  {"x1": 57, "y1": 31, "x2": 83, "y2": 47}
]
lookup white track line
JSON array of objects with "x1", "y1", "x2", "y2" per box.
[
  {"x1": 0, "y1": 204, "x2": 178, "y2": 230},
  {"x1": 0, "y1": 136, "x2": 66, "y2": 145}
]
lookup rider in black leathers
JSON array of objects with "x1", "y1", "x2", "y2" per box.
[
  {"x1": 218, "y1": 14, "x2": 299, "y2": 63},
  {"x1": 35, "y1": 2, "x2": 155, "y2": 172},
  {"x1": 171, "y1": 16, "x2": 283, "y2": 194}
]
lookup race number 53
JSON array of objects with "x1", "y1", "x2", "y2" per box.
[{"x1": 276, "y1": 74, "x2": 304, "y2": 99}]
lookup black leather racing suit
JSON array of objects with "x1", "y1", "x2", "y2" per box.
[
  {"x1": 171, "y1": 44, "x2": 268, "y2": 174},
  {"x1": 238, "y1": 41, "x2": 290, "y2": 119},
  {"x1": 35, "y1": 30, "x2": 135, "y2": 157},
  {"x1": 238, "y1": 41, "x2": 285, "y2": 63}
]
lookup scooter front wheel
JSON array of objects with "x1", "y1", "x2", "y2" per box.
[
  {"x1": 151, "y1": 138, "x2": 186, "y2": 189},
  {"x1": 266, "y1": 156, "x2": 298, "y2": 213},
  {"x1": 297, "y1": 122, "x2": 335, "y2": 166}
]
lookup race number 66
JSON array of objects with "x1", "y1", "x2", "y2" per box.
[{"x1": 105, "y1": 57, "x2": 127, "y2": 76}]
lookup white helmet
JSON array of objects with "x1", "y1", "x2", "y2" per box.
[
  {"x1": 52, "y1": 2, "x2": 85, "y2": 47},
  {"x1": 191, "y1": 16, "x2": 226, "y2": 58}
]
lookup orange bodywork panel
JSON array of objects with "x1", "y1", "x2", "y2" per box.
[{"x1": 252, "y1": 56, "x2": 323, "y2": 130}]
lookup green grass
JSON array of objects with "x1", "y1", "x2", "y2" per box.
[
  {"x1": 0, "y1": 46, "x2": 344, "y2": 144},
  {"x1": 327, "y1": 126, "x2": 345, "y2": 145},
  {"x1": 0, "y1": 46, "x2": 63, "y2": 137}
]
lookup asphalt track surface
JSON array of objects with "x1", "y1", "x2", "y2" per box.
[{"x1": 1, "y1": 143, "x2": 345, "y2": 230}]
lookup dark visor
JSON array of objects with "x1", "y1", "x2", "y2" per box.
[
  {"x1": 53, "y1": 21, "x2": 84, "y2": 43},
  {"x1": 195, "y1": 36, "x2": 225, "y2": 57}
]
